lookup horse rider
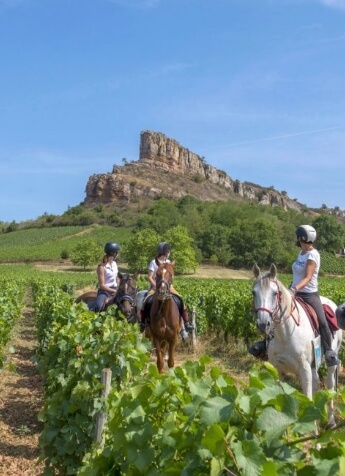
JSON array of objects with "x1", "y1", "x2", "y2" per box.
[
  {"x1": 250, "y1": 225, "x2": 339, "y2": 367},
  {"x1": 140, "y1": 242, "x2": 193, "y2": 338},
  {"x1": 89, "y1": 241, "x2": 121, "y2": 312}
]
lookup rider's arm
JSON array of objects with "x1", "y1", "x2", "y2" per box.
[
  {"x1": 294, "y1": 259, "x2": 316, "y2": 291},
  {"x1": 148, "y1": 269, "x2": 156, "y2": 289}
]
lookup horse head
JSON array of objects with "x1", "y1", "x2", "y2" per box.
[
  {"x1": 155, "y1": 260, "x2": 175, "y2": 301},
  {"x1": 252, "y1": 263, "x2": 281, "y2": 334},
  {"x1": 115, "y1": 272, "x2": 138, "y2": 321}
]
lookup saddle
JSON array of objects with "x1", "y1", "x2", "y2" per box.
[
  {"x1": 295, "y1": 297, "x2": 339, "y2": 334},
  {"x1": 143, "y1": 293, "x2": 183, "y2": 323}
]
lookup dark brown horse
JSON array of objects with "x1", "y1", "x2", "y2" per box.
[
  {"x1": 148, "y1": 261, "x2": 181, "y2": 373},
  {"x1": 75, "y1": 273, "x2": 138, "y2": 322}
]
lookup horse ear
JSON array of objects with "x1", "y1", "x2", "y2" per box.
[
  {"x1": 253, "y1": 263, "x2": 260, "y2": 278},
  {"x1": 171, "y1": 260, "x2": 176, "y2": 267},
  {"x1": 133, "y1": 271, "x2": 140, "y2": 280},
  {"x1": 270, "y1": 263, "x2": 277, "y2": 278},
  {"x1": 118, "y1": 272, "x2": 123, "y2": 280}
]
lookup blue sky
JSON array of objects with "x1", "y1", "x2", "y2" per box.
[{"x1": 1, "y1": 0, "x2": 345, "y2": 223}]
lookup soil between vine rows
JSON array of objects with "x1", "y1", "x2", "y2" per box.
[{"x1": 0, "y1": 301, "x2": 44, "y2": 475}]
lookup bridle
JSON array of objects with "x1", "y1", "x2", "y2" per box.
[
  {"x1": 155, "y1": 267, "x2": 173, "y2": 302},
  {"x1": 253, "y1": 278, "x2": 282, "y2": 325},
  {"x1": 115, "y1": 276, "x2": 138, "y2": 318},
  {"x1": 253, "y1": 278, "x2": 300, "y2": 326}
]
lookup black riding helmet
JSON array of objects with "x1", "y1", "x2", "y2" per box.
[
  {"x1": 104, "y1": 242, "x2": 120, "y2": 256},
  {"x1": 157, "y1": 242, "x2": 171, "y2": 255}
]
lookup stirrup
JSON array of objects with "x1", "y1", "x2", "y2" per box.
[
  {"x1": 180, "y1": 329, "x2": 189, "y2": 341},
  {"x1": 185, "y1": 322, "x2": 194, "y2": 332}
]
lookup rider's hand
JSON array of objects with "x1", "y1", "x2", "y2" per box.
[{"x1": 289, "y1": 286, "x2": 297, "y2": 296}]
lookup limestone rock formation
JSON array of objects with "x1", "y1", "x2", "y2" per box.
[{"x1": 84, "y1": 130, "x2": 302, "y2": 212}]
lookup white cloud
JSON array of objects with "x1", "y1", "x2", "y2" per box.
[{"x1": 321, "y1": 0, "x2": 345, "y2": 9}]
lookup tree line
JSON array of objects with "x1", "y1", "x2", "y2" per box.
[{"x1": 66, "y1": 196, "x2": 345, "y2": 273}]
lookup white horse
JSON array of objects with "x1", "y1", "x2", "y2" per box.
[{"x1": 252, "y1": 263, "x2": 342, "y2": 427}]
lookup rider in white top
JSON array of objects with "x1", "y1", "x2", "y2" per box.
[
  {"x1": 250, "y1": 225, "x2": 339, "y2": 367},
  {"x1": 147, "y1": 254, "x2": 170, "y2": 290},
  {"x1": 291, "y1": 248, "x2": 319, "y2": 293},
  {"x1": 140, "y1": 242, "x2": 193, "y2": 337},
  {"x1": 93, "y1": 242, "x2": 120, "y2": 312}
]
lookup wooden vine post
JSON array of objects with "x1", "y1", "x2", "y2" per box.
[
  {"x1": 191, "y1": 306, "x2": 197, "y2": 348},
  {"x1": 94, "y1": 368, "x2": 112, "y2": 446}
]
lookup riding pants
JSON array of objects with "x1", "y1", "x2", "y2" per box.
[{"x1": 93, "y1": 287, "x2": 116, "y2": 312}]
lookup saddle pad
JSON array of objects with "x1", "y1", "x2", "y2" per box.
[
  {"x1": 295, "y1": 297, "x2": 318, "y2": 332},
  {"x1": 295, "y1": 298, "x2": 339, "y2": 332},
  {"x1": 323, "y1": 304, "x2": 340, "y2": 332}
]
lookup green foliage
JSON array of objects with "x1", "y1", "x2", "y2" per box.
[
  {"x1": 166, "y1": 225, "x2": 198, "y2": 273},
  {"x1": 312, "y1": 215, "x2": 345, "y2": 253},
  {"x1": 33, "y1": 282, "x2": 151, "y2": 475},
  {"x1": 0, "y1": 280, "x2": 23, "y2": 370},
  {"x1": 70, "y1": 239, "x2": 101, "y2": 270},
  {"x1": 80, "y1": 361, "x2": 345, "y2": 475},
  {"x1": 124, "y1": 228, "x2": 161, "y2": 273}
]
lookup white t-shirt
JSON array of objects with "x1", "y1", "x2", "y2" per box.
[
  {"x1": 148, "y1": 257, "x2": 170, "y2": 288},
  {"x1": 101, "y1": 261, "x2": 118, "y2": 288},
  {"x1": 291, "y1": 249, "x2": 320, "y2": 293}
]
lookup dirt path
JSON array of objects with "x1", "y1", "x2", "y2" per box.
[{"x1": 0, "y1": 291, "x2": 44, "y2": 475}]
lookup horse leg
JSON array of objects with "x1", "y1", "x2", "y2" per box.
[
  {"x1": 167, "y1": 337, "x2": 178, "y2": 369},
  {"x1": 298, "y1": 363, "x2": 314, "y2": 400},
  {"x1": 152, "y1": 338, "x2": 165, "y2": 373}
]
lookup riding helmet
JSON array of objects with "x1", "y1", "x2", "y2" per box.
[
  {"x1": 157, "y1": 242, "x2": 171, "y2": 255},
  {"x1": 104, "y1": 242, "x2": 121, "y2": 255},
  {"x1": 295, "y1": 225, "x2": 317, "y2": 243}
]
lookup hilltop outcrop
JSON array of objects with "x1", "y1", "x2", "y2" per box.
[{"x1": 84, "y1": 130, "x2": 302, "y2": 211}]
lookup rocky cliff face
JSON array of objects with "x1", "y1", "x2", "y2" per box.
[{"x1": 84, "y1": 130, "x2": 302, "y2": 211}]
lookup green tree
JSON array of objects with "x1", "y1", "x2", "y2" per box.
[
  {"x1": 70, "y1": 239, "x2": 100, "y2": 270},
  {"x1": 196, "y1": 224, "x2": 231, "y2": 264},
  {"x1": 312, "y1": 215, "x2": 345, "y2": 253},
  {"x1": 229, "y1": 218, "x2": 287, "y2": 269},
  {"x1": 165, "y1": 225, "x2": 197, "y2": 274},
  {"x1": 124, "y1": 228, "x2": 160, "y2": 273},
  {"x1": 136, "y1": 198, "x2": 182, "y2": 234}
]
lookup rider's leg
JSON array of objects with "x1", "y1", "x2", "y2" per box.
[
  {"x1": 300, "y1": 292, "x2": 339, "y2": 367},
  {"x1": 140, "y1": 292, "x2": 153, "y2": 331},
  {"x1": 170, "y1": 289, "x2": 193, "y2": 331},
  {"x1": 95, "y1": 291, "x2": 107, "y2": 312}
]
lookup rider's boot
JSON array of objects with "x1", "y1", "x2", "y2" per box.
[
  {"x1": 320, "y1": 325, "x2": 339, "y2": 367},
  {"x1": 249, "y1": 340, "x2": 268, "y2": 360},
  {"x1": 182, "y1": 309, "x2": 194, "y2": 332}
]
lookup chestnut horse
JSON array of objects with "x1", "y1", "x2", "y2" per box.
[
  {"x1": 149, "y1": 261, "x2": 181, "y2": 373},
  {"x1": 75, "y1": 273, "x2": 138, "y2": 322}
]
